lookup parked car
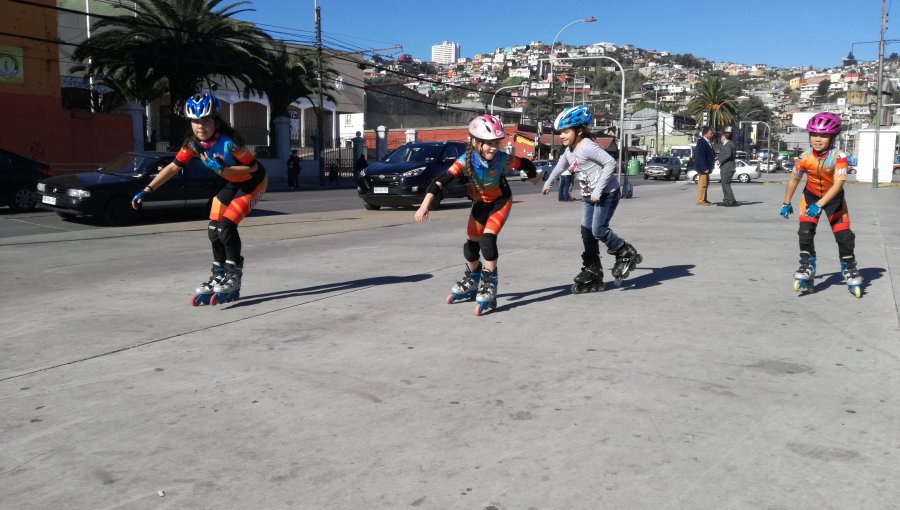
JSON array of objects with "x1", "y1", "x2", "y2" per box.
[
  {"x1": 642, "y1": 155, "x2": 682, "y2": 181},
  {"x1": 0, "y1": 148, "x2": 52, "y2": 211},
  {"x1": 749, "y1": 159, "x2": 776, "y2": 173},
  {"x1": 520, "y1": 159, "x2": 555, "y2": 181},
  {"x1": 36, "y1": 152, "x2": 223, "y2": 225},
  {"x1": 357, "y1": 141, "x2": 469, "y2": 210},
  {"x1": 687, "y1": 159, "x2": 761, "y2": 183}
]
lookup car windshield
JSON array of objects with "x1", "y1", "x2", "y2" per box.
[
  {"x1": 97, "y1": 154, "x2": 162, "y2": 177},
  {"x1": 650, "y1": 157, "x2": 673, "y2": 164},
  {"x1": 671, "y1": 149, "x2": 691, "y2": 159},
  {"x1": 384, "y1": 145, "x2": 443, "y2": 164}
]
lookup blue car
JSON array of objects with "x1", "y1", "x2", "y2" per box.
[{"x1": 357, "y1": 141, "x2": 470, "y2": 210}]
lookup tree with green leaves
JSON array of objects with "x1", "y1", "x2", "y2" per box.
[
  {"x1": 252, "y1": 42, "x2": 336, "y2": 156},
  {"x1": 72, "y1": 0, "x2": 272, "y2": 144},
  {"x1": 685, "y1": 75, "x2": 739, "y2": 129}
]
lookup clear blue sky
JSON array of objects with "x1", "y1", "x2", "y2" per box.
[{"x1": 236, "y1": 0, "x2": 893, "y2": 69}]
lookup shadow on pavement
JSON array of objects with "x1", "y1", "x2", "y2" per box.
[
  {"x1": 802, "y1": 267, "x2": 885, "y2": 297},
  {"x1": 615, "y1": 263, "x2": 695, "y2": 291},
  {"x1": 231, "y1": 273, "x2": 434, "y2": 307},
  {"x1": 497, "y1": 264, "x2": 696, "y2": 312},
  {"x1": 498, "y1": 284, "x2": 573, "y2": 312}
]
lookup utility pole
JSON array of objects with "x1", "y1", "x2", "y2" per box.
[
  {"x1": 315, "y1": 1, "x2": 326, "y2": 185},
  {"x1": 873, "y1": 0, "x2": 886, "y2": 188}
]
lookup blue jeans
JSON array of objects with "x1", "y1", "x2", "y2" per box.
[
  {"x1": 580, "y1": 188, "x2": 624, "y2": 257},
  {"x1": 558, "y1": 174, "x2": 572, "y2": 201}
]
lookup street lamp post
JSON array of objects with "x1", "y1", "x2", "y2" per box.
[
  {"x1": 740, "y1": 120, "x2": 772, "y2": 171},
  {"x1": 547, "y1": 17, "x2": 596, "y2": 159},
  {"x1": 490, "y1": 84, "x2": 525, "y2": 115},
  {"x1": 542, "y1": 55, "x2": 627, "y2": 186}
]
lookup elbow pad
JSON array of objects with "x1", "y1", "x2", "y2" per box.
[
  {"x1": 519, "y1": 158, "x2": 537, "y2": 179},
  {"x1": 427, "y1": 172, "x2": 454, "y2": 195}
]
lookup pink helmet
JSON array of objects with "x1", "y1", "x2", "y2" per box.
[
  {"x1": 806, "y1": 112, "x2": 842, "y2": 135},
  {"x1": 468, "y1": 114, "x2": 506, "y2": 141}
]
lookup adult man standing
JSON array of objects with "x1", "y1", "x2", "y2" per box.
[
  {"x1": 717, "y1": 129, "x2": 737, "y2": 206},
  {"x1": 693, "y1": 126, "x2": 715, "y2": 206}
]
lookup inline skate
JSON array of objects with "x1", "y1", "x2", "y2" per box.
[
  {"x1": 793, "y1": 252, "x2": 816, "y2": 293},
  {"x1": 211, "y1": 258, "x2": 243, "y2": 305},
  {"x1": 191, "y1": 263, "x2": 225, "y2": 306},
  {"x1": 610, "y1": 242, "x2": 642, "y2": 286},
  {"x1": 447, "y1": 263, "x2": 482, "y2": 304},
  {"x1": 475, "y1": 268, "x2": 498, "y2": 316},
  {"x1": 572, "y1": 253, "x2": 604, "y2": 294},
  {"x1": 840, "y1": 256, "x2": 863, "y2": 298}
]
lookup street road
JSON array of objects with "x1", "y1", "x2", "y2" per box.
[{"x1": 0, "y1": 176, "x2": 698, "y2": 239}]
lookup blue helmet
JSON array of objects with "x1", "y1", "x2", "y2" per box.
[
  {"x1": 554, "y1": 104, "x2": 593, "y2": 130},
  {"x1": 184, "y1": 93, "x2": 221, "y2": 119}
]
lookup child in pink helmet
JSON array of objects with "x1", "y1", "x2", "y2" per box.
[
  {"x1": 780, "y1": 112, "x2": 863, "y2": 297},
  {"x1": 414, "y1": 114, "x2": 541, "y2": 315}
]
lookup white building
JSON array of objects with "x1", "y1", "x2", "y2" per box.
[{"x1": 431, "y1": 41, "x2": 460, "y2": 65}]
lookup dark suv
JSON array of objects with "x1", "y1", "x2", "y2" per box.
[
  {"x1": 357, "y1": 141, "x2": 469, "y2": 210},
  {"x1": 642, "y1": 155, "x2": 682, "y2": 181}
]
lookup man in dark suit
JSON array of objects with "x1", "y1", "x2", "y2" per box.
[{"x1": 693, "y1": 126, "x2": 715, "y2": 206}]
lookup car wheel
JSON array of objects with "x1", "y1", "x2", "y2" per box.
[
  {"x1": 692, "y1": 175, "x2": 699, "y2": 183},
  {"x1": 363, "y1": 201, "x2": 381, "y2": 210},
  {"x1": 103, "y1": 196, "x2": 137, "y2": 226},
  {"x1": 542, "y1": 172, "x2": 549, "y2": 181},
  {"x1": 643, "y1": 174, "x2": 648, "y2": 180},
  {"x1": 9, "y1": 186, "x2": 37, "y2": 212},
  {"x1": 738, "y1": 173, "x2": 750, "y2": 183}
]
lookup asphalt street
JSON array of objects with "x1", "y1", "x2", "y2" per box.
[{"x1": 1, "y1": 176, "x2": 898, "y2": 509}]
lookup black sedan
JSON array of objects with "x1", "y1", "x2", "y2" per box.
[
  {"x1": 0, "y1": 148, "x2": 53, "y2": 212},
  {"x1": 357, "y1": 141, "x2": 470, "y2": 210},
  {"x1": 36, "y1": 152, "x2": 223, "y2": 225}
]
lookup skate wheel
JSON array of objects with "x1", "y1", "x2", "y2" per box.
[
  {"x1": 191, "y1": 294, "x2": 202, "y2": 306},
  {"x1": 475, "y1": 303, "x2": 483, "y2": 316},
  {"x1": 447, "y1": 294, "x2": 454, "y2": 304},
  {"x1": 793, "y1": 280, "x2": 801, "y2": 292},
  {"x1": 850, "y1": 286, "x2": 862, "y2": 298},
  {"x1": 210, "y1": 293, "x2": 219, "y2": 306},
  {"x1": 634, "y1": 254, "x2": 643, "y2": 265}
]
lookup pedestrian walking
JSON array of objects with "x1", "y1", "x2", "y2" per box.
[
  {"x1": 287, "y1": 149, "x2": 300, "y2": 189},
  {"x1": 780, "y1": 112, "x2": 863, "y2": 297},
  {"x1": 132, "y1": 93, "x2": 267, "y2": 306},
  {"x1": 541, "y1": 105, "x2": 642, "y2": 293},
  {"x1": 558, "y1": 167, "x2": 573, "y2": 201},
  {"x1": 414, "y1": 114, "x2": 540, "y2": 315}
]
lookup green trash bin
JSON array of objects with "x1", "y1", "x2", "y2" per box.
[{"x1": 627, "y1": 159, "x2": 641, "y2": 176}]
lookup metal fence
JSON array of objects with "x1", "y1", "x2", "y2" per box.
[{"x1": 296, "y1": 146, "x2": 359, "y2": 186}]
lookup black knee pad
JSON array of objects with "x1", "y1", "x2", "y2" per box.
[
  {"x1": 463, "y1": 239, "x2": 481, "y2": 262},
  {"x1": 835, "y1": 229, "x2": 855, "y2": 257},
  {"x1": 480, "y1": 233, "x2": 498, "y2": 261},
  {"x1": 218, "y1": 218, "x2": 241, "y2": 251},
  {"x1": 208, "y1": 220, "x2": 220, "y2": 243},
  {"x1": 798, "y1": 223, "x2": 816, "y2": 249}
]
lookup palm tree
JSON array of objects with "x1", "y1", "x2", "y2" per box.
[
  {"x1": 72, "y1": 0, "x2": 272, "y2": 144},
  {"x1": 250, "y1": 42, "x2": 336, "y2": 156},
  {"x1": 685, "y1": 75, "x2": 739, "y2": 129}
]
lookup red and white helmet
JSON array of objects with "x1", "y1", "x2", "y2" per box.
[{"x1": 468, "y1": 114, "x2": 506, "y2": 141}]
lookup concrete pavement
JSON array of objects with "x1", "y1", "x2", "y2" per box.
[{"x1": 1, "y1": 178, "x2": 898, "y2": 509}]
